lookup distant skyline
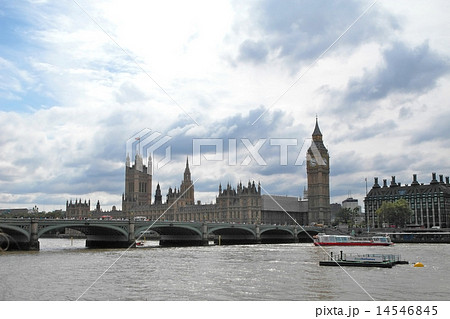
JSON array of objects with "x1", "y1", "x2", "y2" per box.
[{"x1": 1, "y1": 1, "x2": 450, "y2": 212}]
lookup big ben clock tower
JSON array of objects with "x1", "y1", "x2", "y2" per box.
[{"x1": 306, "y1": 117, "x2": 331, "y2": 225}]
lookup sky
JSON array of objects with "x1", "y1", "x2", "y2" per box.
[{"x1": 1, "y1": 0, "x2": 450, "y2": 212}]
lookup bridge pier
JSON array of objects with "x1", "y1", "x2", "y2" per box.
[
  {"x1": 128, "y1": 220, "x2": 136, "y2": 247},
  {"x1": 202, "y1": 223, "x2": 209, "y2": 246},
  {"x1": 255, "y1": 224, "x2": 262, "y2": 244},
  {"x1": 293, "y1": 226, "x2": 300, "y2": 243},
  {"x1": 28, "y1": 219, "x2": 40, "y2": 251}
]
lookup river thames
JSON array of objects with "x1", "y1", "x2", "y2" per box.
[{"x1": 1, "y1": 238, "x2": 449, "y2": 301}]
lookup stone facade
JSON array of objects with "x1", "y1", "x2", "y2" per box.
[
  {"x1": 66, "y1": 199, "x2": 90, "y2": 219},
  {"x1": 365, "y1": 173, "x2": 450, "y2": 228},
  {"x1": 122, "y1": 153, "x2": 153, "y2": 212},
  {"x1": 124, "y1": 157, "x2": 308, "y2": 225},
  {"x1": 122, "y1": 120, "x2": 331, "y2": 225},
  {"x1": 306, "y1": 118, "x2": 331, "y2": 225},
  {"x1": 261, "y1": 195, "x2": 308, "y2": 225}
]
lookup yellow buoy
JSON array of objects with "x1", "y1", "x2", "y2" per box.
[{"x1": 414, "y1": 262, "x2": 424, "y2": 267}]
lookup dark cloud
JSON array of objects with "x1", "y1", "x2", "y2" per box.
[
  {"x1": 232, "y1": 0, "x2": 398, "y2": 68},
  {"x1": 409, "y1": 111, "x2": 450, "y2": 145},
  {"x1": 164, "y1": 106, "x2": 309, "y2": 157},
  {"x1": 398, "y1": 106, "x2": 413, "y2": 119},
  {"x1": 352, "y1": 120, "x2": 397, "y2": 141},
  {"x1": 238, "y1": 40, "x2": 269, "y2": 64},
  {"x1": 330, "y1": 151, "x2": 364, "y2": 177},
  {"x1": 345, "y1": 41, "x2": 450, "y2": 103},
  {"x1": 327, "y1": 41, "x2": 450, "y2": 122}
]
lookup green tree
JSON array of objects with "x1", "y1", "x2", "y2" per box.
[
  {"x1": 335, "y1": 208, "x2": 353, "y2": 225},
  {"x1": 376, "y1": 199, "x2": 412, "y2": 228}
]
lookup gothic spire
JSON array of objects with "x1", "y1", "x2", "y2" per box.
[
  {"x1": 126, "y1": 153, "x2": 130, "y2": 167},
  {"x1": 184, "y1": 156, "x2": 191, "y2": 181},
  {"x1": 147, "y1": 154, "x2": 153, "y2": 175},
  {"x1": 312, "y1": 116, "x2": 322, "y2": 138}
]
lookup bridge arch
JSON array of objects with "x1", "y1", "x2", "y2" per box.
[
  {"x1": 260, "y1": 227, "x2": 295, "y2": 237},
  {"x1": 260, "y1": 227, "x2": 296, "y2": 243},
  {"x1": 0, "y1": 224, "x2": 30, "y2": 241},
  {"x1": 135, "y1": 223, "x2": 203, "y2": 238},
  {"x1": 136, "y1": 222, "x2": 204, "y2": 246},
  {"x1": 208, "y1": 225, "x2": 257, "y2": 237},
  {"x1": 208, "y1": 225, "x2": 257, "y2": 244},
  {"x1": 37, "y1": 223, "x2": 129, "y2": 239}
]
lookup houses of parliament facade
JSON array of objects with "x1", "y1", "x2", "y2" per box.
[{"x1": 121, "y1": 120, "x2": 331, "y2": 225}]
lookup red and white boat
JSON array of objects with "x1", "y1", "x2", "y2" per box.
[{"x1": 313, "y1": 233, "x2": 393, "y2": 246}]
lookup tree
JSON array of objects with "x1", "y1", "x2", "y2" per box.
[
  {"x1": 335, "y1": 208, "x2": 353, "y2": 225},
  {"x1": 376, "y1": 199, "x2": 412, "y2": 228}
]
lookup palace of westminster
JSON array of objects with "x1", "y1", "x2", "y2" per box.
[
  {"x1": 119, "y1": 119, "x2": 331, "y2": 226},
  {"x1": 66, "y1": 119, "x2": 450, "y2": 228}
]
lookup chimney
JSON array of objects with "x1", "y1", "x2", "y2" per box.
[
  {"x1": 373, "y1": 177, "x2": 380, "y2": 188},
  {"x1": 446, "y1": 176, "x2": 450, "y2": 185},
  {"x1": 383, "y1": 179, "x2": 387, "y2": 187},
  {"x1": 412, "y1": 174, "x2": 419, "y2": 186},
  {"x1": 431, "y1": 172, "x2": 438, "y2": 184},
  {"x1": 390, "y1": 176, "x2": 397, "y2": 187},
  {"x1": 439, "y1": 175, "x2": 444, "y2": 183}
]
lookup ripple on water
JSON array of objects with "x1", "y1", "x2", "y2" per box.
[{"x1": 1, "y1": 239, "x2": 449, "y2": 300}]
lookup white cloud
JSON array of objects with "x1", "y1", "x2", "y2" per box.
[{"x1": 1, "y1": 0, "x2": 450, "y2": 211}]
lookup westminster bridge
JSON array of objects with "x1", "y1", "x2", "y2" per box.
[{"x1": 0, "y1": 218, "x2": 323, "y2": 251}]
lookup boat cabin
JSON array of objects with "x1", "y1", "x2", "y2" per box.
[
  {"x1": 372, "y1": 236, "x2": 392, "y2": 244},
  {"x1": 315, "y1": 234, "x2": 351, "y2": 243}
]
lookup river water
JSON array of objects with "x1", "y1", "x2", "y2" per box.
[{"x1": 1, "y1": 239, "x2": 449, "y2": 301}]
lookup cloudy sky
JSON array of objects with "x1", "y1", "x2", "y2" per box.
[{"x1": 1, "y1": 0, "x2": 449, "y2": 212}]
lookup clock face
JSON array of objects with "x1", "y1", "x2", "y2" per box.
[
  {"x1": 307, "y1": 153, "x2": 317, "y2": 166},
  {"x1": 309, "y1": 155, "x2": 328, "y2": 166}
]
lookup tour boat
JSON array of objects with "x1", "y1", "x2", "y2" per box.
[{"x1": 313, "y1": 233, "x2": 393, "y2": 246}]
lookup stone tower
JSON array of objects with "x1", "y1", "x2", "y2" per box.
[
  {"x1": 122, "y1": 153, "x2": 153, "y2": 213},
  {"x1": 179, "y1": 157, "x2": 195, "y2": 205},
  {"x1": 154, "y1": 183, "x2": 163, "y2": 205},
  {"x1": 306, "y1": 117, "x2": 331, "y2": 225}
]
